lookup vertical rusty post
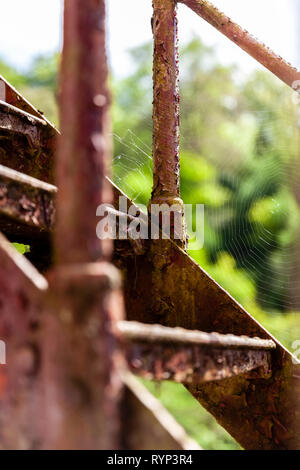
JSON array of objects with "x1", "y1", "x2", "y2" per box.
[
  {"x1": 150, "y1": 0, "x2": 186, "y2": 248},
  {"x1": 56, "y1": 0, "x2": 112, "y2": 264},
  {"x1": 42, "y1": 0, "x2": 124, "y2": 449}
]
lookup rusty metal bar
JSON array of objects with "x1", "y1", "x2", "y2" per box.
[
  {"x1": 0, "y1": 164, "x2": 56, "y2": 240},
  {"x1": 150, "y1": 0, "x2": 186, "y2": 248},
  {"x1": 0, "y1": 101, "x2": 57, "y2": 183},
  {"x1": 126, "y1": 342, "x2": 272, "y2": 383},
  {"x1": 0, "y1": 101, "x2": 49, "y2": 147},
  {"x1": 178, "y1": 0, "x2": 300, "y2": 90},
  {"x1": 55, "y1": 0, "x2": 112, "y2": 265},
  {"x1": 118, "y1": 321, "x2": 276, "y2": 350},
  {"x1": 152, "y1": 0, "x2": 180, "y2": 201},
  {"x1": 41, "y1": 0, "x2": 124, "y2": 450}
]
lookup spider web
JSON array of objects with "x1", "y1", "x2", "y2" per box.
[{"x1": 111, "y1": 104, "x2": 300, "y2": 347}]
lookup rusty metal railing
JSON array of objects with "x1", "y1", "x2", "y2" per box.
[{"x1": 0, "y1": 0, "x2": 299, "y2": 451}]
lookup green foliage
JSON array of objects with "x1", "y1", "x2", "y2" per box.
[
  {"x1": 0, "y1": 59, "x2": 27, "y2": 88},
  {"x1": 13, "y1": 243, "x2": 30, "y2": 255},
  {"x1": 142, "y1": 379, "x2": 240, "y2": 450},
  {"x1": 26, "y1": 53, "x2": 59, "y2": 89}
]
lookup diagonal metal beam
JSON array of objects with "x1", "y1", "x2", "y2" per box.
[
  {"x1": 122, "y1": 371, "x2": 201, "y2": 450},
  {"x1": 178, "y1": 0, "x2": 300, "y2": 90},
  {"x1": 0, "y1": 74, "x2": 57, "y2": 130}
]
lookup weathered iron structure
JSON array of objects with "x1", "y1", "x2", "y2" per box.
[{"x1": 0, "y1": 0, "x2": 299, "y2": 450}]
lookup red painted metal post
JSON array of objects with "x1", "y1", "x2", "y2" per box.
[
  {"x1": 41, "y1": 0, "x2": 124, "y2": 449},
  {"x1": 179, "y1": 0, "x2": 300, "y2": 90},
  {"x1": 150, "y1": 0, "x2": 186, "y2": 248}
]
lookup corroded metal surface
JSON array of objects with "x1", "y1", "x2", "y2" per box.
[
  {"x1": 0, "y1": 233, "x2": 48, "y2": 449},
  {"x1": 0, "y1": 0, "x2": 298, "y2": 451},
  {"x1": 126, "y1": 343, "x2": 272, "y2": 384},
  {"x1": 118, "y1": 320, "x2": 276, "y2": 350},
  {"x1": 0, "y1": 101, "x2": 57, "y2": 183},
  {"x1": 0, "y1": 164, "x2": 56, "y2": 241},
  {"x1": 42, "y1": 262, "x2": 124, "y2": 449},
  {"x1": 120, "y1": 321, "x2": 274, "y2": 384},
  {"x1": 152, "y1": 0, "x2": 180, "y2": 201},
  {"x1": 0, "y1": 101, "x2": 49, "y2": 147},
  {"x1": 151, "y1": 0, "x2": 186, "y2": 248},
  {"x1": 179, "y1": 0, "x2": 300, "y2": 90}
]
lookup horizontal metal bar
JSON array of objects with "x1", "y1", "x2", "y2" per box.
[
  {"x1": 0, "y1": 100, "x2": 57, "y2": 183},
  {"x1": 178, "y1": 0, "x2": 300, "y2": 90},
  {"x1": 0, "y1": 164, "x2": 57, "y2": 193},
  {"x1": 125, "y1": 341, "x2": 272, "y2": 383},
  {"x1": 0, "y1": 164, "x2": 56, "y2": 241},
  {"x1": 118, "y1": 321, "x2": 276, "y2": 350},
  {"x1": 0, "y1": 100, "x2": 50, "y2": 147}
]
